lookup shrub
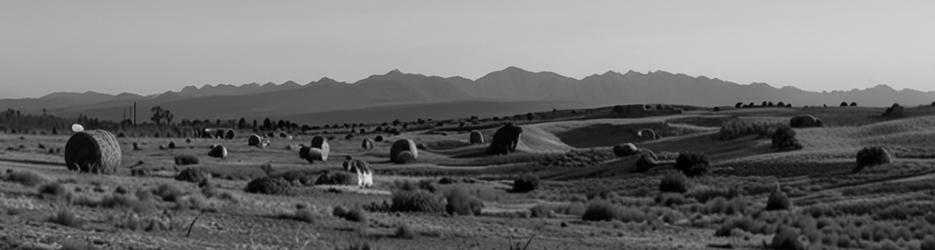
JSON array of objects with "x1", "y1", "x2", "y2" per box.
[
  {"x1": 529, "y1": 204, "x2": 555, "y2": 218},
  {"x1": 49, "y1": 209, "x2": 84, "y2": 228},
  {"x1": 659, "y1": 173, "x2": 689, "y2": 193},
  {"x1": 38, "y1": 182, "x2": 72, "y2": 202},
  {"x1": 395, "y1": 224, "x2": 416, "y2": 239},
  {"x1": 765, "y1": 187, "x2": 791, "y2": 211},
  {"x1": 511, "y1": 174, "x2": 539, "y2": 193},
  {"x1": 314, "y1": 171, "x2": 354, "y2": 185},
  {"x1": 245, "y1": 176, "x2": 292, "y2": 195},
  {"x1": 152, "y1": 183, "x2": 186, "y2": 202},
  {"x1": 687, "y1": 186, "x2": 740, "y2": 203},
  {"x1": 581, "y1": 200, "x2": 646, "y2": 222},
  {"x1": 332, "y1": 206, "x2": 367, "y2": 222},
  {"x1": 445, "y1": 187, "x2": 484, "y2": 216},
  {"x1": 882, "y1": 103, "x2": 904, "y2": 117},
  {"x1": 715, "y1": 217, "x2": 765, "y2": 236},
  {"x1": 175, "y1": 168, "x2": 210, "y2": 183},
  {"x1": 770, "y1": 226, "x2": 805, "y2": 250},
  {"x1": 854, "y1": 146, "x2": 892, "y2": 173},
  {"x1": 771, "y1": 125, "x2": 803, "y2": 151},
  {"x1": 173, "y1": 155, "x2": 199, "y2": 166},
  {"x1": 716, "y1": 119, "x2": 784, "y2": 141},
  {"x1": 391, "y1": 190, "x2": 444, "y2": 213},
  {"x1": 3, "y1": 170, "x2": 48, "y2": 187},
  {"x1": 391, "y1": 179, "x2": 437, "y2": 192},
  {"x1": 674, "y1": 153, "x2": 709, "y2": 177}
]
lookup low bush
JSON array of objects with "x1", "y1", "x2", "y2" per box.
[
  {"x1": 511, "y1": 174, "x2": 539, "y2": 193},
  {"x1": 716, "y1": 119, "x2": 784, "y2": 141},
  {"x1": 445, "y1": 187, "x2": 484, "y2": 216},
  {"x1": 529, "y1": 204, "x2": 555, "y2": 218},
  {"x1": 173, "y1": 155, "x2": 199, "y2": 166},
  {"x1": 674, "y1": 153, "x2": 709, "y2": 177},
  {"x1": 771, "y1": 125, "x2": 803, "y2": 151},
  {"x1": 687, "y1": 186, "x2": 740, "y2": 203},
  {"x1": 49, "y1": 209, "x2": 84, "y2": 228},
  {"x1": 175, "y1": 168, "x2": 210, "y2": 183},
  {"x1": 245, "y1": 176, "x2": 292, "y2": 195},
  {"x1": 315, "y1": 171, "x2": 354, "y2": 185},
  {"x1": 391, "y1": 179, "x2": 437, "y2": 193},
  {"x1": 38, "y1": 182, "x2": 72, "y2": 202},
  {"x1": 3, "y1": 170, "x2": 47, "y2": 187},
  {"x1": 770, "y1": 226, "x2": 805, "y2": 250},
  {"x1": 391, "y1": 190, "x2": 444, "y2": 213},
  {"x1": 279, "y1": 208, "x2": 316, "y2": 223},
  {"x1": 395, "y1": 224, "x2": 416, "y2": 239},
  {"x1": 152, "y1": 183, "x2": 186, "y2": 202},
  {"x1": 765, "y1": 187, "x2": 791, "y2": 211},
  {"x1": 789, "y1": 115, "x2": 823, "y2": 128},
  {"x1": 882, "y1": 103, "x2": 904, "y2": 118},
  {"x1": 581, "y1": 200, "x2": 646, "y2": 222},
  {"x1": 333, "y1": 206, "x2": 367, "y2": 222},
  {"x1": 854, "y1": 146, "x2": 892, "y2": 173},
  {"x1": 659, "y1": 173, "x2": 689, "y2": 193}
]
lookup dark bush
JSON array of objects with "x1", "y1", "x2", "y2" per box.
[
  {"x1": 3, "y1": 170, "x2": 48, "y2": 187},
  {"x1": 395, "y1": 224, "x2": 416, "y2": 239},
  {"x1": 391, "y1": 190, "x2": 444, "y2": 213},
  {"x1": 581, "y1": 200, "x2": 646, "y2": 222},
  {"x1": 175, "y1": 168, "x2": 210, "y2": 183},
  {"x1": 770, "y1": 226, "x2": 805, "y2": 250},
  {"x1": 445, "y1": 187, "x2": 484, "y2": 216},
  {"x1": 658, "y1": 173, "x2": 689, "y2": 193},
  {"x1": 280, "y1": 208, "x2": 315, "y2": 223},
  {"x1": 168, "y1": 142, "x2": 176, "y2": 149},
  {"x1": 314, "y1": 171, "x2": 354, "y2": 185},
  {"x1": 716, "y1": 119, "x2": 784, "y2": 141},
  {"x1": 674, "y1": 153, "x2": 708, "y2": 177},
  {"x1": 511, "y1": 174, "x2": 539, "y2": 193},
  {"x1": 374, "y1": 135, "x2": 384, "y2": 142},
  {"x1": 854, "y1": 146, "x2": 892, "y2": 173},
  {"x1": 765, "y1": 187, "x2": 791, "y2": 211},
  {"x1": 882, "y1": 103, "x2": 904, "y2": 118},
  {"x1": 771, "y1": 125, "x2": 803, "y2": 151},
  {"x1": 173, "y1": 155, "x2": 199, "y2": 166},
  {"x1": 333, "y1": 206, "x2": 367, "y2": 222},
  {"x1": 38, "y1": 182, "x2": 72, "y2": 202},
  {"x1": 245, "y1": 176, "x2": 292, "y2": 195},
  {"x1": 152, "y1": 183, "x2": 186, "y2": 202}
]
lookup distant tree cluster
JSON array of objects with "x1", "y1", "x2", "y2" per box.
[{"x1": 839, "y1": 102, "x2": 858, "y2": 107}]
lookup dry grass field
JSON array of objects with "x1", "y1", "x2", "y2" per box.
[{"x1": 2, "y1": 105, "x2": 935, "y2": 249}]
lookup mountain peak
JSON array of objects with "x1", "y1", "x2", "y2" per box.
[{"x1": 386, "y1": 69, "x2": 404, "y2": 75}]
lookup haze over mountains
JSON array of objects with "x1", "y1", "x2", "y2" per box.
[{"x1": 2, "y1": 67, "x2": 933, "y2": 125}]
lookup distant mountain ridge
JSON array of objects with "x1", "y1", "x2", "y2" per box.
[{"x1": 2, "y1": 67, "x2": 933, "y2": 124}]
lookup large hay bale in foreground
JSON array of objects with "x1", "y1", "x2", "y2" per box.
[
  {"x1": 790, "y1": 115, "x2": 823, "y2": 128},
  {"x1": 361, "y1": 139, "x2": 375, "y2": 150},
  {"x1": 64, "y1": 130, "x2": 121, "y2": 174},
  {"x1": 613, "y1": 143, "x2": 639, "y2": 157},
  {"x1": 248, "y1": 134, "x2": 262, "y2": 146},
  {"x1": 208, "y1": 145, "x2": 228, "y2": 158},
  {"x1": 487, "y1": 124, "x2": 522, "y2": 155},
  {"x1": 225, "y1": 130, "x2": 235, "y2": 140},
  {"x1": 469, "y1": 131, "x2": 485, "y2": 144},
  {"x1": 390, "y1": 139, "x2": 419, "y2": 163}
]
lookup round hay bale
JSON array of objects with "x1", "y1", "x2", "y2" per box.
[
  {"x1": 790, "y1": 115, "x2": 823, "y2": 128},
  {"x1": 394, "y1": 150, "x2": 416, "y2": 164},
  {"x1": 361, "y1": 138, "x2": 375, "y2": 150},
  {"x1": 248, "y1": 134, "x2": 262, "y2": 146},
  {"x1": 175, "y1": 167, "x2": 210, "y2": 183},
  {"x1": 208, "y1": 145, "x2": 228, "y2": 158},
  {"x1": 168, "y1": 141, "x2": 176, "y2": 149},
  {"x1": 613, "y1": 143, "x2": 639, "y2": 157},
  {"x1": 306, "y1": 147, "x2": 328, "y2": 162},
  {"x1": 637, "y1": 129, "x2": 657, "y2": 140},
  {"x1": 215, "y1": 129, "x2": 226, "y2": 139},
  {"x1": 64, "y1": 130, "x2": 121, "y2": 174},
  {"x1": 311, "y1": 136, "x2": 328, "y2": 148},
  {"x1": 299, "y1": 146, "x2": 311, "y2": 162},
  {"x1": 469, "y1": 131, "x2": 485, "y2": 144},
  {"x1": 174, "y1": 155, "x2": 199, "y2": 166},
  {"x1": 390, "y1": 139, "x2": 419, "y2": 163},
  {"x1": 279, "y1": 132, "x2": 288, "y2": 138},
  {"x1": 374, "y1": 135, "x2": 384, "y2": 142},
  {"x1": 487, "y1": 123, "x2": 523, "y2": 155},
  {"x1": 225, "y1": 130, "x2": 235, "y2": 140}
]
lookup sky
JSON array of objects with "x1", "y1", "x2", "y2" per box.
[{"x1": 1, "y1": 0, "x2": 934, "y2": 98}]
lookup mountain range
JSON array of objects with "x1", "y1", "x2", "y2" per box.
[{"x1": 2, "y1": 67, "x2": 933, "y2": 125}]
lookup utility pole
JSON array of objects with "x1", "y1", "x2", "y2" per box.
[{"x1": 133, "y1": 102, "x2": 137, "y2": 126}]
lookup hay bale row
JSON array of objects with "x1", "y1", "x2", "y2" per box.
[
  {"x1": 390, "y1": 139, "x2": 418, "y2": 164},
  {"x1": 64, "y1": 130, "x2": 121, "y2": 174}
]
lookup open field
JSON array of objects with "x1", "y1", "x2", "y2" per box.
[{"x1": 2, "y1": 105, "x2": 935, "y2": 249}]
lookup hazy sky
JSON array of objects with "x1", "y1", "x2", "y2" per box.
[{"x1": 2, "y1": 1, "x2": 934, "y2": 98}]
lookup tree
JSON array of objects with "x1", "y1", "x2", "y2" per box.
[
  {"x1": 735, "y1": 102, "x2": 743, "y2": 108},
  {"x1": 851, "y1": 102, "x2": 858, "y2": 107},
  {"x1": 150, "y1": 106, "x2": 165, "y2": 125},
  {"x1": 238, "y1": 118, "x2": 247, "y2": 129},
  {"x1": 840, "y1": 102, "x2": 848, "y2": 107},
  {"x1": 263, "y1": 118, "x2": 272, "y2": 130}
]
